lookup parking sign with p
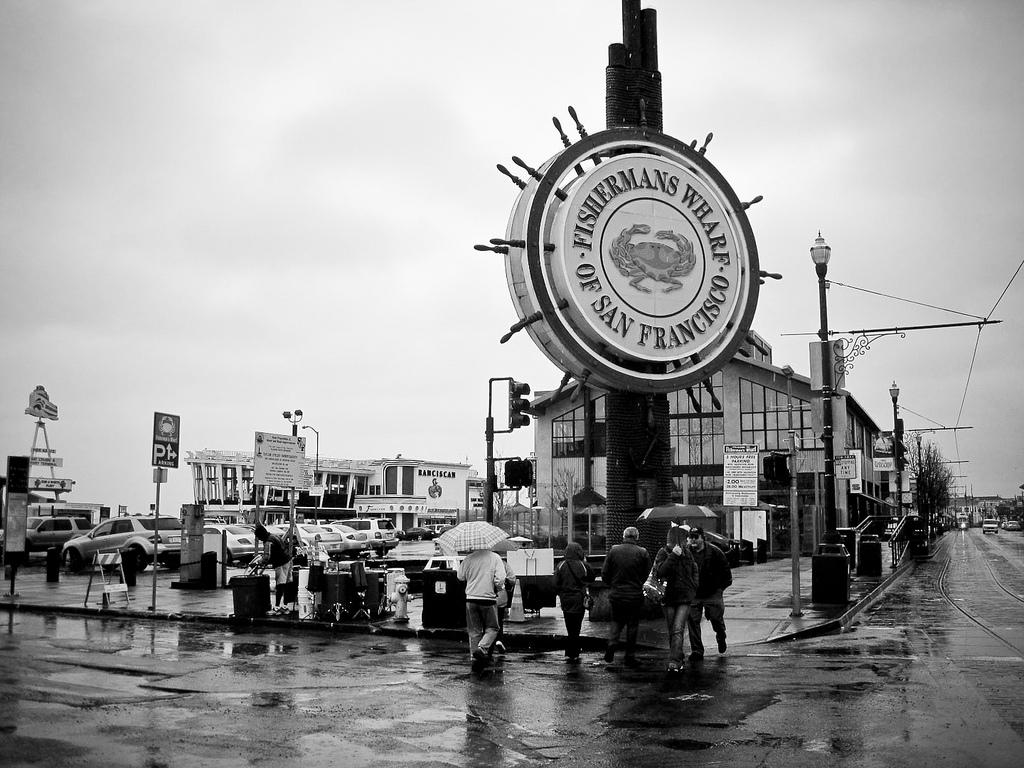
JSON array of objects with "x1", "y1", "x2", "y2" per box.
[{"x1": 152, "y1": 412, "x2": 181, "y2": 468}]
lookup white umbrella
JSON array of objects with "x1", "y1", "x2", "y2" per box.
[
  {"x1": 436, "y1": 521, "x2": 509, "y2": 555},
  {"x1": 636, "y1": 504, "x2": 718, "y2": 523}
]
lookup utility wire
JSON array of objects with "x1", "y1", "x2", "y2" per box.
[
  {"x1": 955, "y1": 326, "x2": 983, "y2": 427},
  {"x1": 986, "y1": 256, "x2": 1024, "y2": 318},
  {"x1": 827, "y1": 280, "x2": 985, "y2": 320}
]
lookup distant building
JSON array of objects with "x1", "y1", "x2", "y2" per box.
[
  {"x1": 529, "y1": 332, "x2": 893, "y2": 555},
  {"x1": 184, "y1": 450, "x2": 477, "y2": 530}
]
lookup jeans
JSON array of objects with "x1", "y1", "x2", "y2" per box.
[
  {"x1": 563, "y1": 611, "x2": 585, "y2": 658},
  {"x1": 465, "y1": 600, "x2": 499, "y2": 658},
  {"x1": 662, "y1": 603, "x2": 691, "y2": 666},
  {"x1": 687, "y1": 591, "x2": 726, "y2": 656},
  {"x1": 607, "y1": 598, "x2": 644, "y2": 658}
]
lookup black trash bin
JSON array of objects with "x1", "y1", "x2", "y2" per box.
[
  {"x1": 836, "y1": 527, "x2": 858, "y2": 572},
  {"x1": 857, "y1": 535, "x2": 882, "y2": 576},
  {"x1": 755, "y1": 538, "x2": 768, "y2": 564},
  {"x1": 740, "y1": 539, "x2": 755, "y2": 565},
  {"x1": 230, "y1": 575, "x2": 271, "y2": 619},
  {"x1": 46, "y1": 546, "x2": 61, "y2": 583},
  {"x1": 811, "y1": 543, "x2": 850, "y2": 604},
  {"x1": 420, "y1": 569, "x2": 466, "y2": 628},
  {"x1": 122, "y1": 548, "x2": 137, "y2": 587}
]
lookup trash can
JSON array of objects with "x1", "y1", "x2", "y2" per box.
[
  {"x1": 420, "y1": 569, "x2": 466, "y2": 628},
  {"x1": 755, "y1": 538, "x2": 768, "y2": 564},
  {"x1": 519, "y1": 575, "x2": 557, "y2": 611},
  {"x1": 811, "y1": 543, "x2": 850, "y2": 604},
  {"x1": 230, "y1": 575, "x2": 271, "y2": 619},
  {"x1": 46, "y1": 546, "x2": 61, "y2": 583},
  {"x1": 857, "y1": 535, "x2": 882, "y2": 577},
  {"x1": 836, "y1": 527, "x2": 858, "y2": 572},
  {"x1": 740, "y1": 539, "x2": 755, "y2": 565},
  {"x1": 725, "y1": 540, "x2": 741, "y2": 568}
]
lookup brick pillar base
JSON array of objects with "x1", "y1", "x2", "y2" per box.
[{"x1": 606, "y1": 391, "x2": 673, "y2": 555}]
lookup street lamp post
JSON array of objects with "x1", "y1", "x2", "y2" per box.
[
  {"x1": 810, "y1": 233, "x2": 838, "y2": 542},
  {"x1": 889, "y1": 382, "x2": 902, "y2": 515},
  {"x1": 810, "y1": 232, "x2": 848, "y2": 605},
  {"x1": 282, "y1": 409, "x2": 303, "y2": 531},
  {"x1": 302, "y1": 424, "x2": 319, "y2": 521}
]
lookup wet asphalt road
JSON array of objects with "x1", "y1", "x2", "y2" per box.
[{"x1": 1, "y1": 529, "x2": 1021, "y2": 768}]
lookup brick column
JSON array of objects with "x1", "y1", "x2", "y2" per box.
[{"x1": 605, "y1": 391, "x2": 673, "y2": 555}]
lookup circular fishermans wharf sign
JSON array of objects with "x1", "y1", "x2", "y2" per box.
[{"x1": 504, "y1": 128, "x2": 760, "y2": 393}]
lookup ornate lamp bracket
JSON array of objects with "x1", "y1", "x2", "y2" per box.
[{"x1": 833, "y1": 330, "x2": 906, "y2": 377}]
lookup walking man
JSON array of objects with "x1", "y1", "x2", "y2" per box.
[
  {"x1": 601, "y1": 526, "x2": 652, "y2": 666},
  {"x1": 457, "y1": 548, "x2": 507, "y2": 670},
  {"x1": 685, "y1": 526, "x2": 732, "y2": 660}
]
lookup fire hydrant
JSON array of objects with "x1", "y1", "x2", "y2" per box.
[{"x1": 390, "y1": 574, "x2": 410, "y2": 622}]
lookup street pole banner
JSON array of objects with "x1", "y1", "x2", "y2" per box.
[
  {"x1": 872, "y1": 431, "x2": 895, "y2": 472},
  {"x1": 723, "y1": 444, "x2": 759, "y2": 507},
  {"x1": 253, "y1": 432, "x2": 308, "y2": 488},
  {"x1": 848, "y1": 449, "x2": 864, "y2": 493}
]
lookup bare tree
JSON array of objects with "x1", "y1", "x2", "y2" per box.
[{"x1": 907, "y1": 436, "x2": 955, "y2": 529}]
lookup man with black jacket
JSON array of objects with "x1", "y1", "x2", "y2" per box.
[
  {"x1": 601, "y1": 526, "x2": 651, "y2": 666},
  {"x1": 685, "y1": 526, "x2": 732, "y2": 660}
]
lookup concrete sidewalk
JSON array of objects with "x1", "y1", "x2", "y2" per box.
[{"x1": 1, "y1": 554, "x2": 912, "y2": 653}]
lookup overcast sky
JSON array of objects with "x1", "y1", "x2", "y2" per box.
[{"x1": 2, "y1": 0, "x2": 1022, "y2": 515}]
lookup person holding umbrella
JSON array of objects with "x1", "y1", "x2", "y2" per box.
[
  {"x1": 442, "y1": 521, "x2": 511, "y2": 670},
  {"x1": 653, "y1": 524, "x2": 699, "y2": 672}
]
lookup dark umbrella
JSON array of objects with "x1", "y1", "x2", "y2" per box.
[{"x1": 636, "y1": 504, "x2": 718, "y2": 523}]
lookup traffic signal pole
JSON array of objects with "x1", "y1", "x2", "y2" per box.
[
  {"x1": 485, "y1": 376, "x2": 531, "y2": 524},
  {"x1": 485, "y1": 414, "x2": 496, "y2": 523}
]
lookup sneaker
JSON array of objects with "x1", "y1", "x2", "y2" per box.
[
  {"x1": 603, "y1": 647, "x2": 615, "y2": 664},
  {"x1": 493, "y1": 641, "x2": 506, "y2": 655},
  {"x1": 472, "y1": 647, "x2": 488, "y2": 663},
  {"x1": 666, "y1": 663, "x2": 680, "y2": 673},
  {"x1": 689, "y1": 652, "x2": 704, "y2": 662},
  {"x1": 717, "y1": 638, "x2": 727, "y2": 653}
]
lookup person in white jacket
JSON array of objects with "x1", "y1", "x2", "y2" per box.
[{"x1": 457, "y1": 548, "x2": 506, "y2": 668}]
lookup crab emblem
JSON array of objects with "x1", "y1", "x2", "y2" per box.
[{"x1": 609, "y1": 224, "x2": 696, "y2": 293}]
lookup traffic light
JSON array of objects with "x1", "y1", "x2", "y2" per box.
[
  {"x1": 504, "y1": 458, "x2": 535, "y2": 489},
  {"x1": 894, "y1": 418, "x2": 906, "y2": 471},
  {"x1": 508, "y1": 379, "x2": 532, "y2": 430},
  {"x1": 763, "y1": 454, "x2": 790, "y2": 486}
]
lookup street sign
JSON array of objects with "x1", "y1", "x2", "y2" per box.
[
  {"x1": 152, "y1": 412, "x2": 181, "y2": 468},
  {"x1": 30, "y1": 456, "x2": 63, "y2": 467},
  {"x1": 29, "y1": 477, "x2": 74, "y2": 492},
  {"x1": 253, "y1": 431, "x2": 308, "y2": 488},
  {"x1": 835, "y1": 455, "x2": 858, "y2": 479},
  {"x1": 723, "y1": 444, "x2": 759, "y2": 507}
]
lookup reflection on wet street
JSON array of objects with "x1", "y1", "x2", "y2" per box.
[{"x1": 2, "y1": 529, "x2": 1021, "y2": 767}]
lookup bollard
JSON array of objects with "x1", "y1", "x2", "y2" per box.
[
  {"x1": 122, "y1": 548, "x2": 137, "y2": 587},
  {"x1": 46, "y1": 546, "x2": 61, "y2": 583}
]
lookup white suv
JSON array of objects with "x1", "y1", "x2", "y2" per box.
[
  {"x1": 981, "y1": 519, "x2": 1000, "y2": 535},
  {"x1": 62, "y1": 516, "x2": 182, "y2": 571},
  {"x1": 338, "y1": 518, "x2": 398, "y2": 554}
]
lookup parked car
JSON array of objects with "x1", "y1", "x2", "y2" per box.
[
  {"x1": 62, "y1": 516, "x2": 182, "y2": 572},
  {"x1": 1003, "y1": 520, "x2": 1021, "y2": 532},
  {"x1": 203, "y1": 523, "x2": 257, "y2": 566},
  {"x1": 397, "y1": 526, "x2": 435, "y2": 541},
  {"x1": 22, "y1": 516, "x2": 93, "y2": 552},
  {"x1": 318, "y1": 524, "x2": 371, "y2": 558},
  {"x1": 981, "y1": 519, "x2": 1000, "y2": 534},
  {"x1": 338, "y1": 518, "x2": 399, "y2": 553}
]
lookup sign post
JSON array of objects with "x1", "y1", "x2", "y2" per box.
[
  {"x1": 151, "y1": 413, "x2": 181, "y2": 611},
  {"x1": 4, "y1": 456, "x2": 30, "y2": 596}
]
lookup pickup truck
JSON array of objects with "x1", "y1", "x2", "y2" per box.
[{"x1": 981, "y1": 519, "x2": 1000, "y2": 534}]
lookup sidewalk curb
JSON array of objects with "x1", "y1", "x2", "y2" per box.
[{"x1": 766, "y1": 557, "x2": 917, "y2": 643}]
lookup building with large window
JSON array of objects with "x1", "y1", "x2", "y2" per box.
[
  {"x1": 530, "y1": 333, "x2": 893, "y2": 555},
  {"x1": 185, "y1": 450, "x2": 479, "y2": 530}
]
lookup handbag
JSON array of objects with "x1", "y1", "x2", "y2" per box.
[{"x1": 643, "y1": 565, "x2": 667, "y2": 605}]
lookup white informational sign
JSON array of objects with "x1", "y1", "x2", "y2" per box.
[
  {"x1": 30, "y1": 456, "x2": 63, "y2": 467},
  {"x1": 723, "y1": 444, "x2": 759, "y2": 507},
  {"x1": 253, "y1": 431, "x2": 308, "y2": 489},
  {"x1": 507, "y1": 547, "x2": 555, "y2": 577},
  {"x1": 848, "y1": 449, "x2": 864, "y2": 493},
  {"x1": 29, "y1": 477, "x2": 74, "y2": 492},
  {"x1": 834, "y1": 455, "x2": 858, "y2": 479}
]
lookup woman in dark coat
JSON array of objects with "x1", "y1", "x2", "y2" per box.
[
  {"x1": 653, "y1": 524, "x2": 699, "y2": 672},
  {"x1": 554, "y1": 542, "x2": 593, "y2": 662}
]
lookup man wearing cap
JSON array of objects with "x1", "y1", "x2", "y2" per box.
[
  {"x1": 685, "y1": 526, "x2": 732, "y2": 659},
  {"x1": 601, "y1": 526, "x2": 652, "y2": 666}
]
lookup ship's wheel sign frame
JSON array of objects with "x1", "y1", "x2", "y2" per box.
[{"x1": 504, "y1": 127, "x2": 759, "y2": 393}]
